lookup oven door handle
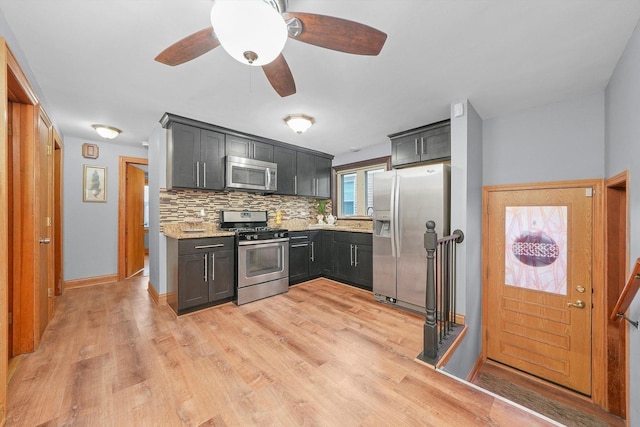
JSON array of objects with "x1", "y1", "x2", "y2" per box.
[{"x1": 237, "y1": 237, "x2": 290, "y2": 246}]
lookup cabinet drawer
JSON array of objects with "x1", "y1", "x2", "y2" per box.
[
  {"x1": 289, "y1": 231, "x2": 309, "y2": 242},
  {"x1": 333, "y1": 231, "x2": 372, "y2": 246},
  {"x1": 179, "y1": 236, "x2": 235, "y2": 254}
]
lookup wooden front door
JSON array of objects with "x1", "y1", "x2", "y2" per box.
[
  {"x1": 485, "y1": 185, "x2": 593, "y2": 395},
  {"x1": 125, "y1": 164, "x2": 145, "y2": 278}
]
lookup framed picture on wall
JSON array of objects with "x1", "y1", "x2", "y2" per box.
[
  {"x1": 83, "y1": 165, "x2": 107, "y2": 202},
  {"x1": 81, "y1": 143, "x2": 99, "y2": 159}
]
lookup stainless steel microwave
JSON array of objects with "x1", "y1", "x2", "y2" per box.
[{"x1": 225, "y1": 155, "x2": 278, "y2": 192}]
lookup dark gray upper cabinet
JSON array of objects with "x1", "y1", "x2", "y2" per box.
[
  {"x1": 161, "y1": 113, "x2": 333, "y2": 195},
  {"x1": 296, "y1": 152, "x2": 332, "y2": 198},
  {"x1": 167, "y1": 122, "x2": 225, "y2": 190},
  {"x1": 314, "y1": 156, "x2": 331, "y2": 198},
  {"x1": 390, "y1": 120, "x2": 450, "y2": 167},
  {"x1": 273, "y1": 146, "x2": 296, "y2": 195},
  {"x1": 226, "y1": 134, "x2": 274, "y2": 162}
]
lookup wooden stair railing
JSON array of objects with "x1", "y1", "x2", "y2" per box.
[{"x1": 610, "y1": 257, "x2": 640, "y2": 328}]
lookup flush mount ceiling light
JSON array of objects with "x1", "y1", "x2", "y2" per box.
[
  {"x1": 92, "y1": 124, "x2": 121, "y2": 140},
  {"x1": 284, "y1": 114, "x2": 315, "y2": 134},
  {"x1": 210, "y1": 0, "x2": 287, "y2": 66}
]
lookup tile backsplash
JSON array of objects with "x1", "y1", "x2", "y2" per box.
[{"x1": 160, "y1": 188, "x2": 332, "y2": 229}]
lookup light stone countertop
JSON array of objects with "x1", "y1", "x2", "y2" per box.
[
  {"x1": 163, "y1": 223, "x2": 235, "y2": 239},
  {"x1": 283, "y1": 219, "x2": 373, "y2": 234},
  {"x1": 163, "y1": 219, "x2": 373, "y2": 239}
]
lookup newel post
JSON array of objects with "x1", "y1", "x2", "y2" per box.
[{"x1": 423, "y1": 220, "x2": 438, "y2": 360}]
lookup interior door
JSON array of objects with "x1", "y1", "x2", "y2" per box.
[
  {"x1": 125, "y1": 164, "x2": 145, "y2": 277},
  {"x1": 485, "y1": 186, "x2": 593, "y2": 394},
  {"x1": 37, "y1": 110, "x2": 53, "y2": 335}
]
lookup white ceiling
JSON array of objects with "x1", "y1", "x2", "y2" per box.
[{"x1": 1, "y1": 1, "x2": 639, "y2": 157}]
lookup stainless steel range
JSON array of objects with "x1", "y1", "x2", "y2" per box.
[{"x1": 220, "y1": 211, "x2": 289, "y2": 305}]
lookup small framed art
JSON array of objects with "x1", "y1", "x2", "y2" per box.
[
  {"x1": 82, "y1": 143, "x2": 99, "y2": 159},
  {"x1": 83, "y1": 165, "x2": 107, "y2": 202}
]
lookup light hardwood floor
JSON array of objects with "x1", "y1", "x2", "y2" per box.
[{"x1": 7, "y1": 277, "x2": 557, "y2": 426}]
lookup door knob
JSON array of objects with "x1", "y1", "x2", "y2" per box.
[
  {"x1": 39, "y1": 238, "x2": 51, "y2": 244},
  {"x1": 567, "y1": 300, "x2": 586, "y2": 309}
]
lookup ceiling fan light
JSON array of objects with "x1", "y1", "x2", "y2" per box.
[
  {"x1": 285, "y1": 114, "x2": 315, "y2": 134},
  {"x1": 92, "y1": 124, "x2": 121, "y2": 139},
  {"x1": 211, "y1": 0, "x2": 287, "y2": 66}
]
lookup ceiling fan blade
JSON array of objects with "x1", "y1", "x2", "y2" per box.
[
  {"x1": 262, "y1": 54, "x2": 296, "y2": 97},
  {"x1": 155, "y1": 27, "x2": 220, "y2": 66},
  {"x1": 282, "y1": 12, "x2": 387, "y2": 56}
]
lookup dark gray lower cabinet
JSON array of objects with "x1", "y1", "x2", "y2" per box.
[
  {"x1": 309, "y1": 231, "x2": 322, "y2": 277},
  {"x1": 289, "y1": 231, "x2": 310, "y2": 285},
  {"x1": 287, "y1": 230, "x2": 372, "y2": 290},
  {"x1": 167, "y1": 236, "x2": 235, "y2": 315},
  {"x1": 332, "y1": 231, "x2": 373, "y2": 290}
]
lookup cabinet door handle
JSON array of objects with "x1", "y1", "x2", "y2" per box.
[
  {"x1": 196, "y1": 161, "x2": 200, "y2": 187},
  {"x1": 203, "y1": 254, "x2": 208, "y2": 282},
  {"x1": 310, "y1": 242, "x2": 315, "y2": 262},
  {"x1": 203, "y1": 162, "x2": 207, "y2": 187},
  {"x1": 350, "y1": 244, "x2": 354, "y2": 266},
  {"x1": 211, "y1": 253, "x2": 215, "y2": 281},
  {"x1": 354, "y1": 245, "x2": 359, "y2": 267},
  {"x1": 294, "y1": 176, "x2": 297, "y2": 194},
  {"x1": 195, "y1": 244, "x2": 224, "y2": 249},
  {"x1": 415, "y1": 138, "x2": 419, "y2": 155},
  {"x1": 420, "y1": 137, "x2": 425, "y2": 155},
  {"x1": 291, "y1": 243, "x2": 308, "y2": 248},
  {"x1": 315, "y1": 179, "x2": 318, "y2": 196},
  {"x1": 290, "y1": 236, "x2": 308, "y2": 240}
]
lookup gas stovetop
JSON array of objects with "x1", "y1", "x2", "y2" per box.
[
  {"x1": 234, "y1": 228, "x2": 289, "y2": 241},
  {"x1": 219, "y1": 211, "x2": 288, "y2": 242}
]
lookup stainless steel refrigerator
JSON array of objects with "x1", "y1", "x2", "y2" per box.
[{"x1": 372, "y1": 164, "x2": 450, "y2": 313}]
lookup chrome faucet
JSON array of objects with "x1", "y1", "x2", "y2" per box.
[{"x1": 366, "y1": 207, "x2": 374, "y2": 216}]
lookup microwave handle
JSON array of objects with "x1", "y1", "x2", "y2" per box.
[{"x1": 266, "y1": 168, "x2": 271, "y2": 189}]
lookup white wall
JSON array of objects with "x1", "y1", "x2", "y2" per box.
[
  {"x1": 332, "y1": 142, "x2": 390, "y2": 166},
  {"x1": 63, "y1": 137, "x2": 148, "y2": 280},
  {"x1": 483, "y1": 91, "x2": 605, "y2": 185},
  {"x1": 605, "y1": 19, "x2": 640, "y2": 426}
]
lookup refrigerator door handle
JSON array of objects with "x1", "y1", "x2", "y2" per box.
[
  {"x1": 390, "y1": 174, "x2": 397, "y2": 258},
  {"x1": 394, "y1": 175, "x2": 401, "y2": 255}
]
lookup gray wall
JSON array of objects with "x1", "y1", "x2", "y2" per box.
[
  {"x1": 148, "y1": 124, "x2": 167, "y2": 294},
  {"x1": 63, "y1": 136, "x2": 148, "y2": 280},
  {"x1": 483, "y1": 91, "x2": 605, "y2": 185},
  {"x1": 443, "y1": 100, "x2": 484, "y2": 377},
  {"x1": 605, "y1": 19, "x2": 640, "y2": 426}
]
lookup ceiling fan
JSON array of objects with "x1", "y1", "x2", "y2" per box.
[{"x1": 154, "y1": 0, "x2": 387, "y2": 97}]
